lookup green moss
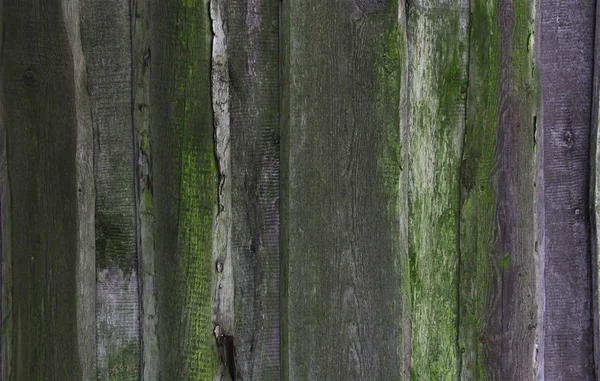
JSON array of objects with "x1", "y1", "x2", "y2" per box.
[
  {"x1": 458, "y1": 0, "x2": 501, "y2": 378},
  {"x1": 407, "y1": 6, "x2": 465, "y2": 379},
  {"x1": 106, "y1": 343, "x2": 138, "y2": 381},
  {"x1": 171, "y1": 0, "x2": 219, "y2": 378}
]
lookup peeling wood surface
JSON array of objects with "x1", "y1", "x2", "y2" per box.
[
  {"x1": 282, "y1": 0, "x2": 404, "y2": 379},
  {"x1": 226, "y1": 0, "x2": 281, "y2": 379}
]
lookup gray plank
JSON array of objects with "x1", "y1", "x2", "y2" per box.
[
  {"x1": 282, "y1": 1, "x2": 404, "y2": 379},
  {"x1": 226, "y1": 0, "x2": 280, "y2": 379},
  {"x1": 131, "y1": 0, "x2": 157, "y2": 380},
  {"x1": 80, "y1": 0, "x2": 141, "y2": 378},
  {"x1": 539, "y1": 0, "x2": 596, "y2": 378}
]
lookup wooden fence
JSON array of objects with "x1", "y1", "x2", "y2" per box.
[{"x1": 0, "y1": 0, "x2": 599, "y2": 379}]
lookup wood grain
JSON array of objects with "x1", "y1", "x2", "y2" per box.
[
  {"x1": 131, "y1": 0, "x2": 157, "y2": 379},
  {"x1": 282, "y1": 0, "x2": 404, "y2": 379},
  {"x1": 226, "y1": 0, "x2": 280, "y2": 379},
  {"x1": 150, "y1": 0, "x2": 220, "y2": 379},
  {"x1": 406, "y1": 0, "x2": 468, "y2": 378},
  {"x1": 539, "y1": 0, "x2": 595, "y2": 378},
  {"x1": 459, "y1": 0, "x2": 539, "y2": 379},
  {"x1": 591, "y1": 0, "x2": 600, "y2": 376},
  {"x1": 0, "y1": 0, "x2": 90, "y2": 379},
  {"x1": 80, "y1": 0, "x2": 141, "y2": 378}
]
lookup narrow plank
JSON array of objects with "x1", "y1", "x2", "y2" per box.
[
  {"x1": 459, "y1": 0, "x2": 539, "y2": 378},
  {"x1": 132, "y1": 0, "x2": 157, "y2": 380},
  {"x1": 0, "y1": 0, "x2": 88, "y2": 379},
  {"x1": 62, "y1": 0, "x2": 97, "y2": 378},
  {"x1": 150, "y1": 0, "x2": 220, "y2": 378},
  {"x1": 539, "y1": 0, "x2": 595, "y2": 378},
  {"x1": 591, "y1": 0, "x2": 600, "y2": 374},
  {"x1": 398, "y1": 1, "x2": 411, "y2": 379},
  {"x1": 406, "y1": 0, "x2": 468, "y2": 378},
  {"x1": 226, "y1": 0, "x2": 281, "y2": 378},
  {"x1": 282, "y1": 0, "x2": 404, "y2": 379},
  {"x1": 80, "y1": 1, "x2": 141, "y2": 378}
]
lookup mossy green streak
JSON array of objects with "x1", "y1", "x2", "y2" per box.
[
  {"x1": 458, "y1": 0, "x2": 500, "y2": 378},
  {"x1": 408, "y1": 4, "x2": 467, "y2": 379}
]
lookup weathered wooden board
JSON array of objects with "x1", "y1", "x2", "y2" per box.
[
  {"x1": 131, "y1": 0, "x2": 158, "y2": 380},
  {"x1": 539, "y1": 0, "x2": 596, "y2": 378},
  {"x1": 591, "y1": 0, "x2": 600, "y2": 376},
  {"x1": 459, "y1": 0, "x2": 539, "y2": 379},
  {"x1": 150, "y1": 0, "x2": 220, "y2": 379},
  {"x1": 226, "y1": 0, "x2": 281, "y2": 379},
  {"x1": 0, "y1": 0, "x2": 95, "y2": 379},
  {"x1": 282, "y1": 0, "x2": 404, "y2": 379},
  {"x1": 80, "y1": 0, "x2": 141, "y2": 379},
  {"x1": 406, "y1": 0, "x2": 468, "y2": 378}
]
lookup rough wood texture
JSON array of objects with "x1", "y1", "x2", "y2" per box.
[
  {"x1": 226, "y1": 0, "x2": 280, "y2": 379},
  {"x1": 539, "y1": 0, "x2": 595, "y2": 378},
  {"x1": 150, "y1": 0, "x2": 220, "y2": 379},
  {"x1": 131, "y1": 0, "x2": 157, "y2": 379},
  {"x1": 80, "y1": 0, "x2": 141, "y2": 378},
  {"x1": 406, "y1": 0, "x2": 468, "y2": 378},
  {"x1": 459, "y1": 0, "x2": 539, "y2": 379},
  {"x1": 282, "y1": 0, "x2": 404, "y2": 379},
  {"x1": 63, "y1": 0, "x2": 97, "y2": 378},
  {"x1": 0, "y1": 0, "x2": 93, "y2": 379},
  {"x1": 591, "y1": 0, "x2": 600, "y2": 375}
]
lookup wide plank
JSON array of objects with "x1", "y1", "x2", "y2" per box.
[{"x1": 282, "y1": 0, "x2": 404, "y2": 379}]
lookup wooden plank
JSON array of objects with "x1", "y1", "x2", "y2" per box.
[
  {"x1": 459, "y1": 0, "x2": 539, "y2": 378},
  {"x1": 406, "y1": 0, "x2": 468, "y2": 378},
  {"x1": 131, "y1": 0, "x2": 157, "y2": 380},
  {"x1": 539, "y1": 0, "x2": 596, "y2": 378},
  {"x1": 150, "y1": 0, "x2": 220, "y2": 379},
  {"x1": 591, "y1": 0, "x2": 600, "y2": 375},
  {"x1": 0, "y1": 0, "x2": 94, "y2": 379},
  {"x1": 225, "y1": 0, "x2": 281, "y2": 378},
  {"x1": 282, "y1": 0, "x2": 404, "y2": 379},
  {"x1": 80, "y1": 1, "x2": 141, "y2": 379}
]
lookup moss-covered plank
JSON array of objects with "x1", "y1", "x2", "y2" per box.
[
  {"x1": 150, "y1": 0, "x2": 219, "y2": 379},
  {"x1": 0, "y1": 0, "x2": 93, "y2": 379},
  {"x1": 225, "y1": 0, "x2": 280, "y2": 378},
  {"x1": 539, "y1": 0, "x2": 595, "y2": 378},
  {"x1": 406, "y1": 0, "x2": 468, "y2": 378},
  {"x1": 80, "y1": 1, "x2": 141, "y2": 378},
  {"x1": 458, "y1": 0, "x2": 538, "y2": 378},
  {"x1": 282, "y1": 1, "x2": 404, "y2": 379}
]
